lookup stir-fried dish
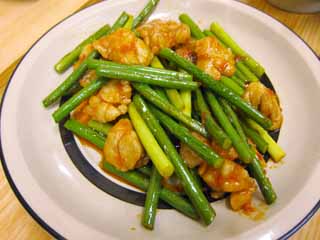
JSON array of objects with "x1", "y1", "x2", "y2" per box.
[{"x1": 43, "y1": 0, "x2": 286, "y2": 230}]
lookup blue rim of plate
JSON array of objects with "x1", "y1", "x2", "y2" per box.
[{"x1": 0, "y1": 1, "x2": 319, "y2": 239}]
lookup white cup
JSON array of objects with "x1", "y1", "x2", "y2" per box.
[{"x1": 267, "y1": 0, "x2": 320, "y2": 13}]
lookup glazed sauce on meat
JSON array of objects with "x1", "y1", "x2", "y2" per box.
[{"x1": 76, "y1": 135, "x2": 143, "y2": 191}]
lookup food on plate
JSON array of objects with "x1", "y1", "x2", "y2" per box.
[{"x1": 43, "y1": 0, "x2": 285, "y2": 230}]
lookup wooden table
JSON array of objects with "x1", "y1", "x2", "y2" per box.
[{"x1": 0, "y1": 0, "x2": 319, "y2": 239}]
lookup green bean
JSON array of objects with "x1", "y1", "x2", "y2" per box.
[
  {"x1": 110, "y1": 11, "x2": 131, "y2": 32},
  {"x1": 87, "y1": 120, "x2": 112, "y2": 136},
  {"x1": 138, "y1": 165, "x2": 152, "y2": 176},
  {"x1": 195, "y1": 89, "x2": 232, "y2": 149},
  {"x1": 152, "y1": 87, "x2": 169, "y2": 102},
  {"x1": 124, "y1": 15, "x2": 134, "y2": 29},
  {"x1": 217, "y1": 101, "x2": 277, "y2": 204},
  {"x1": 142, "y1": 166, "x2": 162, "y2": 230},
  {"x1": 246, "y1": 119, "x2": 286, "y2": 162},
  {"x1": 54, "y1": 25, "x2": 110, "y2": 73},
  {"x1": 159, "y1": 48, "x2": 272, "y2": 129},
  {"x1": 43, "y1": 51, "x2": 99, "y2": 107},
  {"x1": 87, "y1": 59, "x2": 193, "y2": 82},
  {"x1": 231, "y1": 75, "x2": 246, "y2": 88},
  {"x1": 219, "y1": 98, "x2": 247, "y2": 142},
  {"x1": 205, "y1": 91, "x2": 253, "y2": 163},
  {"x1": 235, "y1": 68, "x2": 248, "y2": 83},
  {"x1": 103, "y1": 160, "x2": 199, "y2": 219},
  {"x1": 210, "y1": 22, "x2": 265, "y2": 77},
  {"x1": 52, "y1": 78, "x2": 107, "y2": 122},
  {"x1": 133, "y1": 83, "x2": 207, "y2": 137},
  {"x1": 132, "y1": 0, "x2": 160, "y2": 29},
  {"x1": 151, "y1": 57, "x2": 184, "y2": 110},
  {"x1": 150, "y1": 105, "x2": 224, "y2": 168},
  {"x1": 203, "y1": 29, "x2": 214, "y2": 37},
  {"x1": 220, "y1": 76, "x2": 244, "y2": 96},
  {"x1": 64, "y1": 119, "x2": 105, "y2": 149},
  {"x1": 236, "y1": 61, "x2": 259, "y2": 82},
  {"x1": 65, "y1": 118, "x2": 198, "y2": 219},
  {"x1": 240, "y1": 121, "x2": 268, "y2": 154},
  {"x1": 54, "y1": 11, "x2": 129, "y2": 73},
  {"x1": 129, "y1": 103, "x2": 174, "y2": 178},
  {"x1": 179, "y1": 13, "x2": 205, "y2": 40},
  {"x1": 248, "y1": 156, "x2": 277, "y2": 204},
  {"x1": 96, "y1": 67, "x2": 197, "y2": 90},
  {"x1": 133, "y1": 95, "x2": 215, "y2": 225}
]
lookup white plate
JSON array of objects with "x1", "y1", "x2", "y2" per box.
[{"x1": 1, "y1": 0, "x2": 319, "y2": 239}]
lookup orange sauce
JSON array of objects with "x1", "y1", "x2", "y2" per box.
[
  {"x1": 77, "y1": 136, "x2": 104, "y2": 156},
  {"x1": 238, "y1": 201, "x2": 268, "y2": 221}
]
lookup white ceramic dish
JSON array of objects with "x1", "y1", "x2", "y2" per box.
[{"x1": 1, "y1": 0, "x2": 319, "y2": 239}]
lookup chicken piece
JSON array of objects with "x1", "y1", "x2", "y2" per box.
[
  {"x1": 137, "y1": 20, "x2": 191, "y2": 54},
  {"x1": 175, "y1": 40, "x2": 197, "y2": 64},
  {"x1": 72, "y1": 100, "x2": 91, "y2": 124},
  {"x1": 194, "y1": 36, "x2": 236, "y2": 79},
  {"x1": 198, "y1": 159, "x2": 255, "y2": 192},
  {"x1": 104, "y1": 119, "x2": 145, "y2": 171},
  {"x1": 93, "y1": 28, "x2": 153, "y2": 66},
  {"x1": 230, "y1": 188, "x2": 255, "y2": 211},
  {"x1": 79, "y1": 70, "x2": 97, "y2": 87},
  {"x1": 211, "y1": 141, "x2": 238, "y2": 161},
  {"x1": 243, "y1": 82, "x2": 283, "y2": 130},
  {"x1": 179, "y1": 132, "x2": 209, "y2": 168},
  {"x1": 82, "y1": 80, "x2": 132, "y2": 123},
  {"x1": 73, "y1": 44, "x2": 94, "y2": 69}
]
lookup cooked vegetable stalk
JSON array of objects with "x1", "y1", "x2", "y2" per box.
[
  {"x1": 248, "y1": 156, "x2": 277, "y2": 204},
  {"x1": 153, "y1": 87, "x2": 169, "y2": 102},
  {"x1": 151, "y1": 57, "x2": 184, "y2": 110},
  {"x1": 64, "y1": 119, "x2": 105, "y2": 149},
  {"x1": 54, "y1": 24, "x2": 110, "y2": 73},
  {"x1": 240, "y1": 121, "x2": 268, "y2": 154},
  {"x1": 231, "y1": 75, "x2": 245, "y2": 88},
  {"x1": 235, "y1": 68, "x2": 248, "y2": 83},
  {"x1": 205, "y1": 91, "x2": 253, "y2": 163},
  {"x1": 133, "y1": 83, "x2": 207, "y2": 137},
  {"x1": 129, "y1": 103, "x2": 174, "y2": 178},
  {"x1": 124, "y1": 15, "x2": 134, "y2": 29},
  {"x1": 179, "y1": 13, "x2": 205, "y2": 40},
  {"x1": 210, "y1": 22, "x2": 265, "y2": 77},
  {"x1": 203, "y1": 29, "x2": 214, "y2": 37},
  {"x1": 150, "y1": 105, "x2": 224, "y2": 168},
  {"x1": 43, "y1": 51, "x2": 99, "y2": 107},
  {"x1": 217, "y1": 101, "x2": 277, "y2": 204},
  {"x1": 96, "y1": 67, "x2": 197, "y2": 90},
  {"x1": 236, "y1": 61, "x2": 259, "y2": 82},
  {"x1": 65, "y1": 118, "x2": 198, "y2": 219},
  {"x1": 246, "y1": 119, "x2": 286, "y2": 162},
  {"x1": 220, "y1": 76, "x2": 244, "y2": 96},
  {"x1": 132, "y1": 0, "x2": 160, "y2": 29},
  {"x1": 133, "y1": 95, "x2": 215, "y2": 225},
  {"x1": 159, "y1": 48, "x2": 272, "y2": 129},
  {"x1": 180, "y1": 89, "x2": 192, "y2": 116},
  {"x1": 87, "y1": 59, "x2": 193, "y2": 82},
  {"x1": 195, "y1": 89, "x2": 232, "y2": 150},
  {"x1": 142, "y1": 166, "x2": 162, "y2": 230},
  {"x1": 110, "y1": 11, "x2": 131, "y2": 32},
  {"x1": 52, "y1": 77, "x2": 107, "y2": 122},
  {"x1": 103, "y1": 161, "x2": 198, "y2": 219},
  {"x1": 87, "y1": 120, "x2": 112, "y2": 136},
  {"x1": 219, "y1": 98, "x2": 247, "y2": 142},
  {"x1": 55, "y1": 11, "x2": 130, "y2": 73},
  {"x1": 138, "y1": 165, "x2": 152, "y2": 176}
]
